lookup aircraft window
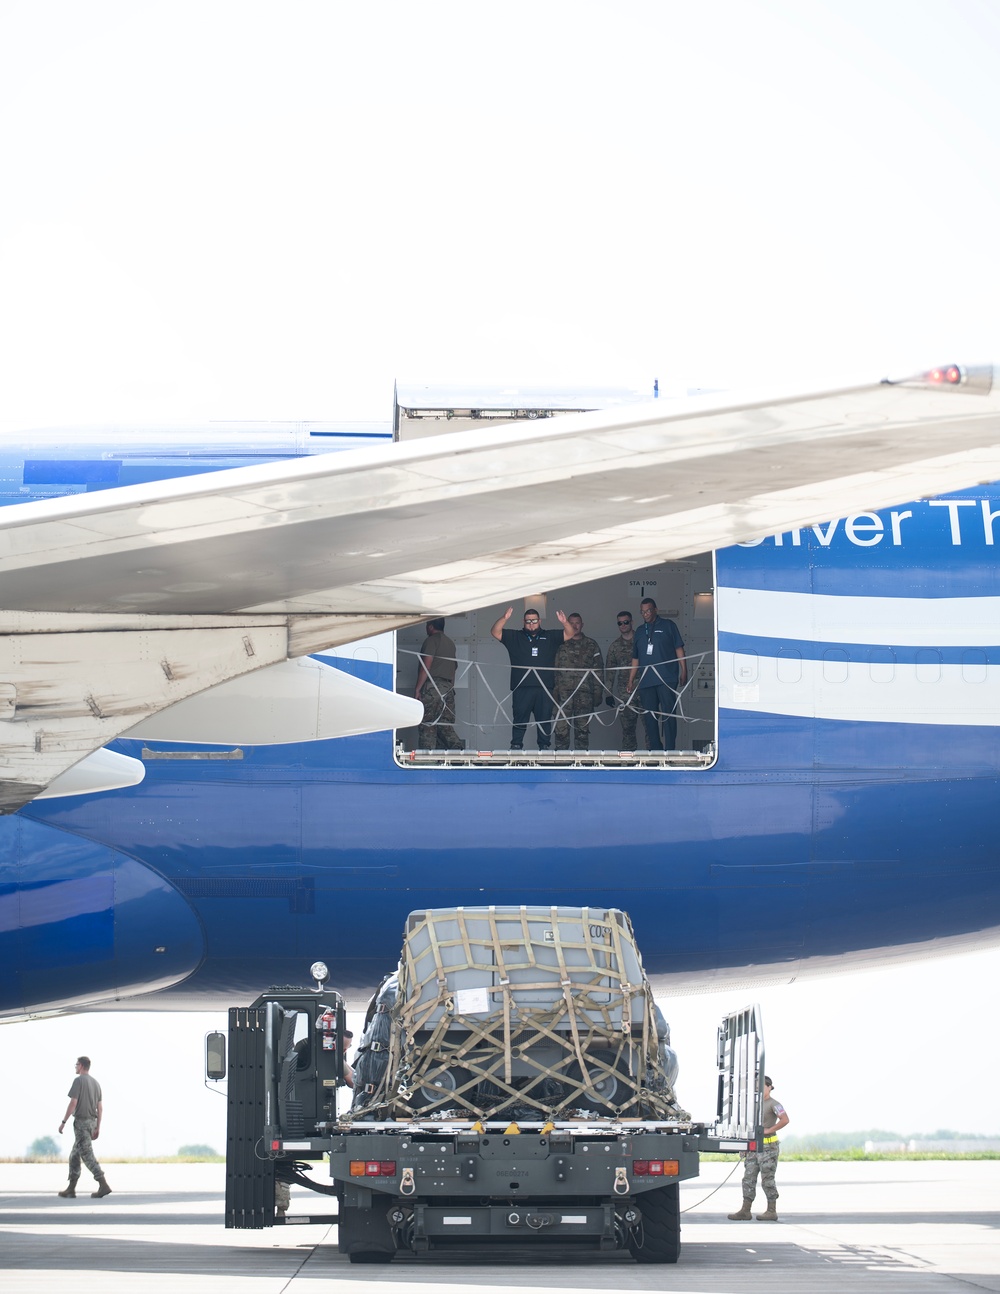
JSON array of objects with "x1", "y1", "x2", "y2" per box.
[
  {"x1": 916, "y1": 649, "x2": 941, "y2": 684},
  {"x1": 823, "y1": 649, "x2": 849, "y2": 684},
  {"x1": 394, "y1": 556, "x2": 717, "y2": 770},
  {"x1": 732, "y1": 652, "x2": 758, "y2": 684},
  {"x1": 776, "y1": 648, "x2": 802, "y2": 685},
  {"x1": 962, "y1": 650, "x2": 988, "y2": 685},
  {"x1": 868, "y1": 647, "x2": 895, "y2": 684}
]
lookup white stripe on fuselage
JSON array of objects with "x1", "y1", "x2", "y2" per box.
[
  {"x1": 718, "y1": 586, "x2": 1000, "y2": 647},
  {"x1": 719, "y1": 651, "x2": 1000, "y2": 726}
]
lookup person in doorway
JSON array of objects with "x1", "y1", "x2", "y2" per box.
[
  {"x1": 58, "y1": 1056, "x2": 111, "y2": 1199},
  {"x1": 605, "y1": 610, "x2": 643, "y2": 751},
  {"x1": 627, "y1": 598, "x2": 686, "y2": 751},
  {"x1": 415, "y1": 618, "x2": 464, "y2": 750},
  {"x1": 728, "y1": 1076, "x2": 789, "y2": 1221},
  {"x1": 553, "y1": 613, "x2": 604, "y2": 751},
  {"x1": 491, "y1": 607, "x2": 572, "y2": 750}
]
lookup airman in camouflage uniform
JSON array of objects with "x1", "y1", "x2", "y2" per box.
[
  {"x1": 58, "y1": 1055, "x2": 111, "y2": 1199},
  {"x1": 415, "y1": 619, "x2": 464, "y2": 750},
  {"x1": 605, "y1": 610, "x2": 642, "y2": 751},
  {"x1": 728, "y1": 1076, "x2": 789, "y2": 1222},
  {"x1": 553, "y1": 613, "x2": 604, "y2": 750}
]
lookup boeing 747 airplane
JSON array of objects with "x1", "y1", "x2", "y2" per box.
[{"x1": 3, "y1": 365, "x2": 1000, "y2": 1016}]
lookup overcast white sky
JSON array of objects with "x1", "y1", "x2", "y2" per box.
[{"x1": 2, "y1": 0, "x2": 1000, "y2": 1158}]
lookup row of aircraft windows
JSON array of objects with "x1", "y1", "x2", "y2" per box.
[{"x1": 733, "y1": 649, "x2": 991, "y2": 685}]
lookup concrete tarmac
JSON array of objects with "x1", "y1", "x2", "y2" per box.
[{"x1": 2, "y1": 1159, "x2": 999, "y2": 1293}]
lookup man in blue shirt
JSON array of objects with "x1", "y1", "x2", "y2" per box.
[
  {"x1": 627, "y1": 598, "x2": 687, "y2": 751},
  {"x1": 491, "y1": 606, "x2": 572, "y2": 749}
]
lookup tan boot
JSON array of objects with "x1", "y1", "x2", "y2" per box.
[
  {"x1": 757, "y1": 1205, "x2": 778, "y2": 1221},
  {"x1": 57, "y1": 1181, "x2": 78, "y2": 1198},
  {"x1": 91, "y1": 1177, "x2": 112, "y2": 1198},
  {"x1": 727, "y1": 1201, "x2": 753, "y2": 1220}
]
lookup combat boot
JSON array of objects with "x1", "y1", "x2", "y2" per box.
[
  {"x1": 91, "y1": 1177, "x2": 112, "y2": 1198},
  {"x1": 57, "y1": 1180, "x2": 78, "y2": 1198},
  {"x1": 727, "y1": 1201, "x2": 753, "y2": 1220},
  {"x1": 757, "y1": 1204, "x2": 778, "y2": 1221}
]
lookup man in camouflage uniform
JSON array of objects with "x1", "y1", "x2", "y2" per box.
[
  {"x1": 274, "y1": 1174, "x2": 292, "y2": 1216},
  {"x1": 605, "y1": 610, "x2": 643, "y2": 751},
  {"x1": 58, "y1": 1055, "x2": 111, "y2": 1199},
  {"x1": 415, "y1": 618, "x2": 464, "y2": 750},
  {"x1": 275, "y1": 1030, "x2": 355, "y2": 1216},
  {"x1": 553, "y1": 613, "x2": 604, "y2": 750},
  {"x1": 728, "y1": 1075, "x2": 789, "y2": 1221}
]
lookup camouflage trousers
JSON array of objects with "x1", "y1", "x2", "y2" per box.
[
  {"x1": 615, "y1": 701, "x2": 641, "y2": 751},
  {"x1": 554, "y1": 698, "x2": 594, "y2": 750},
  {"x1": 68, "y1": 1118, "x2": 102, "y2": 1182},
  {"x1": 275, "y1": 1179, "x2": 291, "y2": 1211},
  {"x1": 417, "y1": 684, "x2": 463, "y2": 750},
  {"x1": 741, "y1": 1142, "x2": 779, "y2": 1202}
]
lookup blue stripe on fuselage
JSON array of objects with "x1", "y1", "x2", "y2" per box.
[
  {"x1": 718, "y1": 632, "x2": 1000, "y2": 663},
  {"x1": 718, "y1": 703, "x2": 1000, "y2": 771},
  {"x1": 719, "y1": 486, "x2": 1000, "y2": 598}
]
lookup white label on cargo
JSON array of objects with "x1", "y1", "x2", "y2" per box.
[
  {"x1": 560, "y1": 1215, "x2": 587, "y2": 1224},
  {"x1": 443, "y1": 1216, "x2": 473, "y2": 1225},
  {"x1": 453, "y1": 987, "x2": 490, "y2": 1015}
]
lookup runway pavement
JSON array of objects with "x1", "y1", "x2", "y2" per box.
[{"x1": 1, "y1": 1159, "x2": 998, "y2": 1293}]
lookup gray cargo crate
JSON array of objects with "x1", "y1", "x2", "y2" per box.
[{"x1": 351, "y1": 906, "x2": 683, "y2": 1122}]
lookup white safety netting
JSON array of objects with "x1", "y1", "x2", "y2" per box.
[{"x1": 401, "y1": 647, "x2": 715, "y2": 747}]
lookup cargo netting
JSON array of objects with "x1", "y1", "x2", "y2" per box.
[{"x1": 348, "y1": 906, "x2": 686, "y2": 1122}]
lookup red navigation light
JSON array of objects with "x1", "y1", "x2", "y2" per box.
[
  {"x1": 891, "y1": 362, "x2": 992, "y2": 394},
  {"x1": 926, "y1": 365, "x2": 962, "y2": 385}
]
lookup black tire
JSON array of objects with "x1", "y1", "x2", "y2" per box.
[
  {"x1": 564, "y1": 1049, "x2": 628, "y2": 1115},
  {"x1": 348, "y1": 1250, "x2": 395, "y2": 1264},
  {"x1": 628, "y1": 1182, "x2": 680, "y2": 1264},
  {"x1": 409, "y1": 1065, "x2": 471, "y2": 1111}
]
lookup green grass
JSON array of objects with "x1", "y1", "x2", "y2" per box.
[
  {"x1": 701, "y1": 1150, "x2": 1000, "y2": 1162},
  {"x1": 2, "y1": 1155, "x2": 226, "y2": 1164},
  {"x1": 13, "y1": 1150, "x2": 999, "y2": 1165}
]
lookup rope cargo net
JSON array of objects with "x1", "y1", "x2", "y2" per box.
[
  {"x1": 399, "y1": 647, "x2": 715, "y2": 748},
  {"x1": 348, "y1": 906, "x2": 687, "y2": 1123}
]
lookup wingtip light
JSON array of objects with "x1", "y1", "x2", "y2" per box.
[{"x1": 886, "y1": 363, "x2": 994, "y2": 393}]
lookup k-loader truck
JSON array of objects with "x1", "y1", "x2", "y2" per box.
[{"x1": 214, "y1": 905, "x2": 763, "y2": 1263}]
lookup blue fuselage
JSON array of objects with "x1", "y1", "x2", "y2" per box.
[{"x1": 2, "y1": 428, "x2": 999, "y2": 1014}]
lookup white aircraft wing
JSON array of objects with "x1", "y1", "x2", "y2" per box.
[{"x1": 2, "y1": 363, "x2": 1000, "y2": 808}]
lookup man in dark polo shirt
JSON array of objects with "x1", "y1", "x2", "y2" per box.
[
  {"x1": 491, "y1": 606, "x2": 572, "y2": 750},
  {"x1": 627, "y1": 597, "x2": 687, "y2": 751}
]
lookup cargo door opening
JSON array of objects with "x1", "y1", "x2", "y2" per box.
[
  {"x1": 390, "y1": 385, "x2": 716, "y2": 770},
  {"x1": 393, "y1": 554, "x2": 717, "y2": 769}
]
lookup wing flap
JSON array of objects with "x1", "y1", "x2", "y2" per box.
[{"x1": 0, "y1": 374, "x2": 999, "y2": 623}]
